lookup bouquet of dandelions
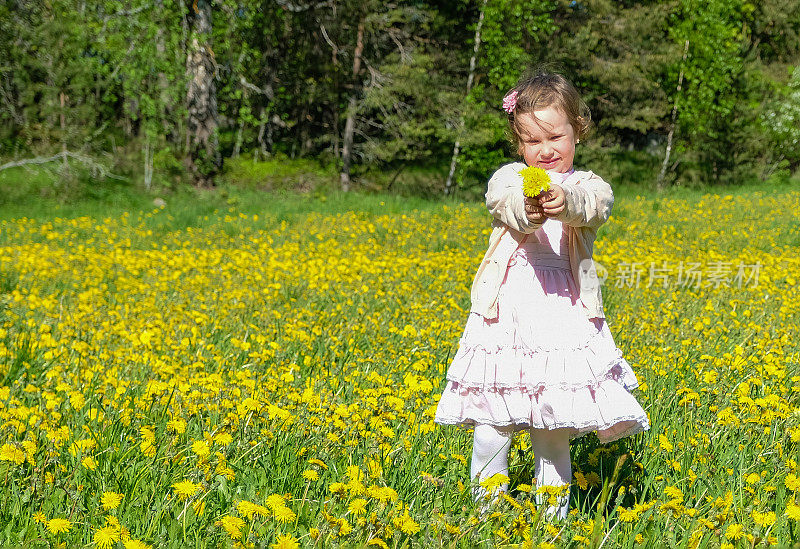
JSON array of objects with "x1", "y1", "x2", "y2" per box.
[{"x1": 519, "y1": 166, "x2": 551, "y2": 198}]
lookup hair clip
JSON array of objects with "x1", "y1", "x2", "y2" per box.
[{"x1": 502, "y1": 91, "x2": 518, "y2": 114}]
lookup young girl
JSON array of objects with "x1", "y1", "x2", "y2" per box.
[{"x1": 434, "y1": 71, "x2": 649, "y2": 519}]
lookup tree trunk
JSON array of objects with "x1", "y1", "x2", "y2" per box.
[
  {"x1": 143, "y1": 139, "x2": 154, "y2": 190},
  {"x1": 657, "y1": 39, "x2": 690, "y2": 190},
  {"x1": 257, "y1": 107, "x2": 268, "y2": 157},
  {"x1": 185, "y1": 0, "x2": 220, "y2": 187},
  {"x1": 59, "y1": 91, "x2": 68, "y2": 176},
  {"x1": 444, "y1": 0, "x2": 487, "y2": 196},
  {"x1": 233, "y1": 123, "x2": 243, "y2": 158},
  {"x1": 340, "y1": 21, "x2": 365, "y2": 192},
  {"x1": 155, "y1": 17, "x2": 174, "y2": 142}
]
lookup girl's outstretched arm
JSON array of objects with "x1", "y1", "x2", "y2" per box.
[
  {"x1": 485, "y1": 163, "x2": 543, "y2": 233},
  {"x1": 554, "y1": 171, "x2": 614, "y2": 229}
]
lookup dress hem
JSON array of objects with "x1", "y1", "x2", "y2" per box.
[
  {"x1": 434, "y1": 414, "x2": 650, "y2": 443},
  {"x1": 445, "y1": 354, "x2": 640, "y2": 393}
]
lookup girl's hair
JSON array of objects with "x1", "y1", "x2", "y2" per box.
[{"x1": 506, "y1": 70, "x2": 591, "y2": 153}]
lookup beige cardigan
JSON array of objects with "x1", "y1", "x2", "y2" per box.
[{"x1": 469, "y1": 162, "x2": 614, "y2": 320}]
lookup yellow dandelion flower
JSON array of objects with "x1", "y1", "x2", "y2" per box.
[
  {"x1": 584, "y1": 472, "x2": 601, "y2": 488},
  {"x1": 618, "y1": 507, "x2": 639, "y2": 522},
  {"x1": 271, "y1": 534, "x2": 300, "y2": 549},
  {"x1": 367, "y1": 485, "x2": 398, "y2": 502},
  {"x1": 752, "y1": 510, "x2": 776, "y2": 527},
  {"x1": 367, "y1": 538, "x2": 389, "y2": 549},
  {"x1": 191, "y1": 440, "x2": 210, "y2": 458},
  {"x1": 101, "y1": 491, "x2": 124, "y2": 511},
  {"x1": 166, "y1": 418, "x2": 186, "y2": 434},
  {"x1": 33, "y1": 512, "x2": 47, "y2": 524},
  {"x1": 346, "y1": 478, "x2": 366, "y2": 496},
  {"x1": 337, "y1": 518, "x2": 353, "y2": 536},
  {"x1": 479, "y1": 473, "x2": 509, "y2": 491},
  {"x1": 308, "y1": 458, "x2": 328, "y2": 469},
  {"x1": 273, "y1": 505, "x2": 296, "y2": 523},
  {"x1": 94, "y1": 525, "x2": 121, "y2": 549},
  {"x1": 124, "y1": 540, "x2": 153, "y2": 549},
  {"x1": 785, "y1": 474, "x2": 800, "y2": 491},
  {"x1": 237, "y1": 500, "x2": 267, "y2": 519},
  {"x1": 192, "y1": 499, "x2": 206, "y2": 516},
  {"x1": 663, "y1": 486, "x2": 683, "y2": 501},
  {"x1": 265, "y1": 494, "x2": 286, "y2": 509},
  {"x1": 658, "y1": 434, "x2": 673, "y2": 452},
  {"x1": 725, "y1": 524, "x2": 743, "y2": 540},
  {"x1": 348, "y1": 498, "x2": 368, "y2": 515},
  {"x1": 544, "y1": 523, "x2": 560, "y2": 537},
  {"x1": 46, "y1": 518, "x2": 72, "y2": 535},
  {"x1": 574, "y1": 471, "x2": 588, "y2": 490},
  {"x1": 501, "y1": 492, "x2": 521, "y2": 508},
  {"x1": 0, "y1": 443, "x2": 26, "y2": 465},
  {"x1": 105, "y1": 515, "x2": 121, "y2": 528},
  {"x1": 367, "y1": 460, "x2": 383, "y2": 478},
  {"x1": 519, "y1": 165, "x2": 551, "y2": 197},
  {"x1": 346, "y1": 465, "x2": 364, "y2": 482},
  {"x1": 392, "y1": 512, "x2": 420, "y2": 535},
  {"x1": 510, "y1": 515, "x2": 527, "y2": 536},
  {"x1": 215, "y1": 515, "x2": 245, "y2": 540},
  {"x1": 81, "y1": 455, "x2": 97, "y2": 470},
  {"x1": 786, "y1": 501, "x2": 800, "y2": 520},
  {"x1": 745, "y1": 473, "x2": 760, "y2": 485},
  {"x1": 172, "y1": 480, "x2": 200, "y2": 500},
  {"x1": 302, "y1": 469, "x2": 319, "y2": 482},
  {"x1": 213, "y1": 432, "x2": 232, "y2": 445}
]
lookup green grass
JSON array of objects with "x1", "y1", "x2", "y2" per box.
[{"x1": 0, "y1": 164, "x2": 799, "y2": 547}]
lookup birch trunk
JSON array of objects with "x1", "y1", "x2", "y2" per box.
[
  {"x1": 657, "y1": 39, "x2": 690, "y2": 190},
  {"x1": 186, "y1": 0, "x2": 220, "y2": 187},
  {"x1": 340, "y1": 22, "x2": 365, "y2": 192},
  {"x1": 444, "y1": 0, "x2": 487, "y2": 196}
]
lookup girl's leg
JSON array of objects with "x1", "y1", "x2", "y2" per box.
[
  {"x1": 470, "y1": 424, "x2": 513, "y2": 503},
  {"x1": 530, "y1": 427, "x2": 572, "y2": 519}
]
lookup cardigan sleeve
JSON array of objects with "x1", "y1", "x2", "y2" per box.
[
  {"x1": 555, "y1": 171, "x2": 614, "y2": 229},
  {"x1": 485, "y1": 163, "x2": 543, "y2": 234}
]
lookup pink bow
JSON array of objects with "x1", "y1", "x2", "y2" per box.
[{"x1": 502, "y1": 91, "x2": 518, "y2": 114}]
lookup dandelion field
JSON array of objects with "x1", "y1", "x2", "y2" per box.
[{"x1": 1, "y1": 184, "x2": 799, "y2": 548}]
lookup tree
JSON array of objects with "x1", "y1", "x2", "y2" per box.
[
  {"x1": 444, "y1": 0, "x2": 487, "y2": 196},
  {"x1": 185, "y1": 0, "x2": 221, "y2": 187},
  {"x1": 453, "y1": 0, "x2": 556, "y2": 192}
]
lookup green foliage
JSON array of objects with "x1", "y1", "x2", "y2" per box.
[
  {"x1": 223, "y1": 155, "x2": 336, "y2": 192},
  {"x1": 763, "y1": 65, "x2": 800, "y2": 173},
  {"x1": 361, "y1": 53, "x2": 457, "y2": 167},
  {"x1": 548, "y1": 0, "x2": 674, "y2": 140},
  {"x1": 0, "y1": 163, "x2": 144, "y2": 220},
  {"x1": 455, "y1": 0, "x2": 557, "y2": 191},
  {"x1": 669, "y1": 0, "x2": 748, "y2": 141},
  {"x1": 1, "y1": 0, "x2": 799, "y2": 193}
]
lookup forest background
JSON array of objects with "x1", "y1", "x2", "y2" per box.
[{"x1": 1, "y1": 0, "x2": 800, "y2": 199}]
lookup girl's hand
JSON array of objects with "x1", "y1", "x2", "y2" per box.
[
  {"x1": 524, "y1": 196, "x2": 546, "y2": 223},
  {"x1": 539, "y1": 184, "x2": 566, "y2": 218}
]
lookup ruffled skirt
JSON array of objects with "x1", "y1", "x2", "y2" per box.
[{"x1": 435, "y1": 244, "x2": 649, "y2": 443}]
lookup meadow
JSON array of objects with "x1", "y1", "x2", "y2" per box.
[{"x1": 0, "y1": 176, "x2": 799, "y2": 548}]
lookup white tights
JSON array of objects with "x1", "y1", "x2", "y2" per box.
[{"x1": 470, "y1": 424, "x2": 572, "y2": 519}]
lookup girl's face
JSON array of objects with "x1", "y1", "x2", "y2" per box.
[{"x1": 516, "y1": 106, "x2": 576, "y2": 173}]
